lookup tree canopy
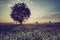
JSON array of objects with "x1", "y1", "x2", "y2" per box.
[{"x1": 10, "y1": 3, "x2": 31, "y2": 24}]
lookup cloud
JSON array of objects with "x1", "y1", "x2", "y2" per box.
[
  {"x1": 49, "y1": 0, "x2": 60, "y2": 12},
  {"x1": 39, "y1": 12, "x2": 60, "y2": 19},
  {"x1": 51, "y1": 6, "x2": 60, "y2": 12},
  {"x1": 0, "y1": 0, "x2": 10, "y2": 4}
]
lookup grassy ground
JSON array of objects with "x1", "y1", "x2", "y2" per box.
[{"x1": 0, "y1": 23, "x2": 60, "y2": 40}]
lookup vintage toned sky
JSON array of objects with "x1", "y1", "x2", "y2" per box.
[{"x1": 0, "y1": 0, "x2": 60, "y2": 23}]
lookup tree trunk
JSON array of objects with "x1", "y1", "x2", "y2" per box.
[
  {"x1": 20, "y1": 22, "x2": 22, "y2": 25},
  {"x1": 19, "y1": 19, "x2": 23, "y2": 25},
  {"x1": 19, "y1": 22, "x2": 22, "y2": 25}
]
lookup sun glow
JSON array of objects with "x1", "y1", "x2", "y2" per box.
[{"x1": 0, "y1": 0, "x2": 60, "y2": 23}]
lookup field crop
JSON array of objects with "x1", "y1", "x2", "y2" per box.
[{"x1": 0, "y1": 23, "x2": 60, "y2": 40}]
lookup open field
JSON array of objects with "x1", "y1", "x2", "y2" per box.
[{"x1": 0, "y1": 22, "x2": 60, "y2": 40}]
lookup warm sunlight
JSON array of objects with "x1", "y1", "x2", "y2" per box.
[{"x1": 0, "y1": 0, "x2": 60, "y2": 23}]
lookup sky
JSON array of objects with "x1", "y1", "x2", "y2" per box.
[{"x1": 0, "y1": 0, "x2": 60, "y2": 23}]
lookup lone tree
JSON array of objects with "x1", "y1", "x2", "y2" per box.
[{"x1": 10, "y1": 3, "x2": 31, "y2": 24}]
